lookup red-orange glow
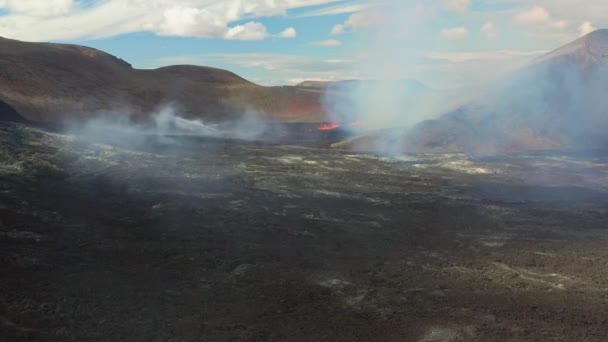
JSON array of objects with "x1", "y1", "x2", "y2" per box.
[
  {"x1": 318, "y1": 123, "x2": 340, "y2": 131},
  {"x1": 317, "y1": 121, "x2": 365, "y2": 131}
]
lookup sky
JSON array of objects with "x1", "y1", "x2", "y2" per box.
[{"x1": 0, "y1": 0, "x2": 605, "y2": 88}]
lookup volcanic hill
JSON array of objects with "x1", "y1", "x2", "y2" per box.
[
  {"x1": 0, "y1": 36, "x2": 325, "y2": 124},
  {"x1": 338, "y1": 29, "x2": 608, "y2": 154}
]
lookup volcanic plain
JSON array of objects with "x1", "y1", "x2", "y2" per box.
[{"x1": 2, "y1": 122, "x2": 608, "y2": 341}]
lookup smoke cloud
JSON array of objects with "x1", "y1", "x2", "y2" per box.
[
  {"x1": 402, "y1": 30, "x2": 608, "y2": 155},
  {"x1": 323, "y1": 1, "x2": 608, "y2": 156},
  {"x1": 65, "y1": 105, "x2": 280, "y2": 149},
  {"x1": 321, "y1": 1, "x2": 462, "y2": 154}
]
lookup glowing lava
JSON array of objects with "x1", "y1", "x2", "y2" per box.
[
  {"x1": 318, "y1": 123, "x2": 340, "y2": 131},
  {"x1": 318, "y1": 121, "x2": 364, "y2": 131}
]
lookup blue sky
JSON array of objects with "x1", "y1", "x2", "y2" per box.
[{"x1": 0, "y1": 0, "x2": 605, "y2": 88}]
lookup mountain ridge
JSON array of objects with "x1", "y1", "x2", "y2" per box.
[
  {"x1": 0, "y1": 36, "x2": 326, "y2": 124},
  {"x1": 532, "y1": 29, "x2": 608, "y2": 68}
]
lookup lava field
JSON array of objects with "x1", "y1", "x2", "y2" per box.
[{"x1": 2, "y1": 122, "x2": 608, "y2": 341}]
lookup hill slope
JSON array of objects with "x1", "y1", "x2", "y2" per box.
[
  {"x1": 403, "y1": 29, "x2": 608, "y2": 154},
  {"x1": 0, "y1": 99, "x2": 24, "y2": 122},
  {"x1": 336, "y1": 29, "x2": 608, "y2": 154},
  {"x1": 0, "y1": 37, "x2": 325, "y2": 123}
]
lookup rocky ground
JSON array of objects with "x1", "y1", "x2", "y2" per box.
[{"x1": 2, "y1": 122, "x2": 608, "y2": 341}]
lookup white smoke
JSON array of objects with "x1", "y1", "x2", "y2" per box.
[
  {"x1": 66, "y1": 104, "x2": 277, "y2": 148},
  {"x1": 153, "y1": 107, "x2": 222, "y2": 136},
  {"x1": 324, "y1": 2, "x2": 608, "y2": 155},
  {"x1": 321, "y1": 1, "x2": 458, "y2": 153}
]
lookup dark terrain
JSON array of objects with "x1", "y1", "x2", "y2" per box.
[
  {"x1": 2, "y1": 122, "x2": 608, "y2": 341},
  {"x1": 0, "y1": 100, "x2": 25, "y2": 123}
]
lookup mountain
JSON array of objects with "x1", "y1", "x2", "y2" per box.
[
  {"x1": 342, "y1": 29, "x2": 608, "y2": 154},
  {"x1": 532, "y1": 28, "x2": 608, "y2": 68},
  {"x1": 0, "y1": 36, "x2": 325, "y2": 124},
  {"x1": 409, "y1": 29, "x2": 608, "y2": 154}
]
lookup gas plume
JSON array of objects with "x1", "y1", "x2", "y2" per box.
[
  {"x1": 320, "y1": 1, "x2": 458, "y2": 154},
  {"x1": 66, "y1": 105, "x2": 278, "y2": 149},
  {"x1": 323, "y1": 1, "x2": 608, "y2": 155}
]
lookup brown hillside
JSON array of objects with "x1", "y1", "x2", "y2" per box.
[{"x1": 0, "y1": 37, "x2": 325, "y2": 123}]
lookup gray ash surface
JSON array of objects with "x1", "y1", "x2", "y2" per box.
[{"x1": 2, "y1": 122, "x2": 608, "y2": 341}]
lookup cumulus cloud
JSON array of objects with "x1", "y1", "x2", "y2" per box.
[
  {"x1": 481, "y1": 22, "x2": 497, "y2": 40},
  {"x1": 0, "y1": 0, "x2": 337, "y2": 41},
  {"x1": 516, "y1": 6, "x2": 551, "y2": 25},
  {"x1": 298, "y1": 3, "x2": 373, "y2": 17},
  {"x1": 0, "y1": 0, "x2": 74, "y2": 16},
  {"x1": 277, "y1": 27, "x2": 297, "y2": 38},
  {"x1": 320, "y1": 6, "x2": 384, "y2": 42},
  {"x1": 512, "y1": 5, "x2": 574, "y2": 39},
  {"x1": 440, "y1": 27, "x2": 469, "y2": 40},
  {"x1": 441, "y1": 0, "x2": 470, "y2": 13},
  {"x1": 515, "y1": 6, "x2": 568, "y2": 31},
  {"x1": 579, "y1": 21, "x2": 596, "y2": 36},
  {"x1": 225, "y1": 22, "x2": 268, "y2": 41},
  {"x1": 158, "y1": 7, "x2": 227, "y2": 38},
  {"x1": 536, "y1": 1, "x2": 608, "y2": 30},
  {"x1": 319, "y1": 6, "x2": 380, "y2": 44},
  {"x1": 345, "y1": 9, "x2": 380, "y2": 29},
  {"x1": 310, "y1": 39, "x2": 342, "y2": 46},
  {"x1": 330, "y1": 24, "x2": 345, "y2": 35},
  {"x1": 158, "y1": 10, "x2": 269, "y2": 41}
]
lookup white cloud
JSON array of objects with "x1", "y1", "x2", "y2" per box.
[
  {"x1": 441, "y1": 0, "x2": 470, "y2": 13},
  {"x1": 0, "y1": 0, "x2": 338, "y2": 41},
  {"x1": 481, "y1": 22, "x2": 497, "y2": 40},
  {"x1": 579, "y1": 21, "x2": 596, "y2": 36},
  {"x1": 514, "y1": 5, "x2": 569, "y2": 35},
  {"x1": 345, "y1": 10, "x2": 379, "y2": 29},
  {"x1": 277, "y1": 27, "x2": 297, "y2": 38},
  {"x1": 0, "y1": 0, "x2": 74, "y2": 16},
  {"x1": 440, "y1": 27, "x2": 469, "y2": 40},
  {"x1": 158, "y1": 7, "x2": 227, "y2": 38},
  {"x1": 485, "y1": 1, "x2": 608, "y2": 45},
  {"x1": 543, "y1": 1, "x2": 608, "y2": 28},
  {"x1": 330, "y1": 24, "x2": 344, "y2": 35},
  {"x1": 310, "y1": 39, "x2": 342, "y2": 46},
  {"x1": 516, "y1": 6, "x2": 551, "y2": 25},
  {"x1": 299, "y1": 3, "x2": 373, "y2": 17},
  {"x1": 158, "y1": 8, "x2": 269, "y2": 41},
  {"x1": 225, "y1": 22, "x2": 268, "y2": 41},
  {"x1": 324, "y1": 6, "x2": 380, "y2": 38}
]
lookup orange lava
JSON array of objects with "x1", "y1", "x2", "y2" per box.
[
  {"x1": 318, "y1": 121, "x2": 365, "y2": 131},
  {"x1": 318, "y1": 123, "x2": 341, "y2": 131}
]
